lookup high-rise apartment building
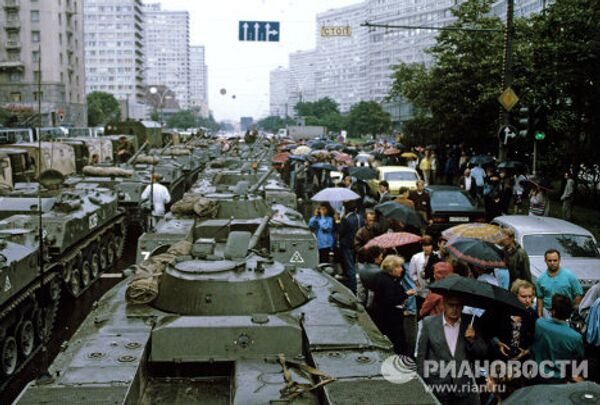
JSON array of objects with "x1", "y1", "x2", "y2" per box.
[
  {"x1": 0, "y1": 0, "x2": 86, "y2": 125},
  {"x1": 84, "y1": 0, "x2": 146, "y2": 119},
  {"x1": 143, "y1": 3, "x2": 190, "y2": 110},
  {"x1": 288, "y1": 49, "x2": 318, "y2": 115},
  {"x1": 190, "y1": 45, "x2": 208, "y2": 117},
  {"x1": 269, "y1": 67, "x2": 290, "y2": 118},
  {"x1": 315, "y1": 2, "x2": 368, "y2": 113}
]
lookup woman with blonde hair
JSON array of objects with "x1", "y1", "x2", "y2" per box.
[{"x1": 373, "y1": 255, "x2": 416, "y2": 355}]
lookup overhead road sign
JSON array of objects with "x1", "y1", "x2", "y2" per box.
[{"x1": 239, "y1": 21, "x2": 280, "y2": 42}]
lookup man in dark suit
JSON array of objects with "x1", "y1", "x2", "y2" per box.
[
  {"x1": 378, "y1": 180, "x2": 393, "y2": 203},
  {"x1": 409, "y1": 179, "x2": 432, "y2": 224},
  {"x1": 417, "y1": 294, "x2": 488, "y2": 404},
  {"x1": 457, "y1": 168, "x2": 478, "y2": 200}
]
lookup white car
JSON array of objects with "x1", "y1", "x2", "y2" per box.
[{"x1": 492, "y1": 215, "x2": 600, "y2": 289}]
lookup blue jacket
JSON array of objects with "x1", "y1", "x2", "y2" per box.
[{"x1": 309, "y1": 215, "x2": 336, "y2": 249}]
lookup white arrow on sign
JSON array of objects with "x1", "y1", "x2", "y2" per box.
[
  {"x1": 242, "y1": 22, "x2": 249, "y2": 41},
  {"x1": 503, "y1": 127, "x2": 516, "y2": 145},
  {"x1": 265, "y1": 23, "x2": 278, "y2": 41},
  {"x1": 254, "y1": 22, "x2": 260, "y2": 41}
]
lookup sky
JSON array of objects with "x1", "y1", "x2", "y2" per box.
[{"x1": 158, "y1": 0, "x2": 361, "y2": 122}]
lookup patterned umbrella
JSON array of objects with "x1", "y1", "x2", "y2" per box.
[
  {"x1": 363, "y1": 232, "x2": 422, "y2": 250},
  {"x1": 442, "y1": 223, "x2": 506, "y2": 244},
  {"x1": 332, "y1": 151, "x2": 353, "y2": 165},
  {"x1": 446, "y1": 237, "x2": 506, "y2": 269},
  {"x1": 293, "y1": 146, "x2": 312, "y2": 156},
  {"x1": 272, "y1": 152, "x2": 291, "y2": 163}
]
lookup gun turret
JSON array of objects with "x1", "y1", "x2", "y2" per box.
[
  {"x1": 247, "y1": 215, "x2": 271, "y2": 252},
  {"x1": 126, "y1": 141, "x2": 149, "y2": 165},
  {"x1": 247, "y1": 167, "x2": 275, "y2": 195}
]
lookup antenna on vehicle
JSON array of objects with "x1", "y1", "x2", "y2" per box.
[{"x1": 36, "y1": 44, "x2": 53, "y2": 384}]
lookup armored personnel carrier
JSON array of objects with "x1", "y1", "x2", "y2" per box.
[
  {"x1": 0, "y1": 171, "x2": 126, "y2": 297},
  {"x1": 0, "y1": 229, "x2": 61, "y2": 383},
  {"x1": 14, "y1": 230, "x2": 437, "y2": 404}
]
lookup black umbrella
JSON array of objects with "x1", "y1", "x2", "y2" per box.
[
  {"x1": 326, "y1": 143, "x2": 344, "y2": 151},
  {"x1": 342, "y1": 147, "x2": 359, "y2": 157},
  {"x1": 374, "y1": 201, "x2": 426, "y2": 229},
  {"x1": 445, "y1": 237, "x2": 505, "y2": 269},
  {"x1": 348, "y1": 166, "x2": 378, "y2": 181},
  {"x1": 311, "y1": 162, "x2": 337, "y2": 171},
  {"x1": 309, "y1": 141, "x2": 326, "y2": 150},
  {"x1": 504, "y1": 382, "x2": 600, "y2": 405},
  {"x1": 281, "y1": 144, "x2": 298, "y2": 152},
  {"x1": 469, "y1": 154, "x2": 495, "y2": 166},
  {"x1": 429, "y1": 275, "x2": 526, "y2": 315}
]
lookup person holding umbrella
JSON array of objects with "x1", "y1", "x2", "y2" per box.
[
  {"x1": 308, "y1": 202, "x2": 337, "y2": 264},
  {"x1": 337, "y1": 200, "x2": 363, "y2": 294},
  {"x1": 373, "y1": 255, "x2": 416, "y2": 355},
  {"x1": 416, "y1": 293, "x2": 487, "y2": 404}
]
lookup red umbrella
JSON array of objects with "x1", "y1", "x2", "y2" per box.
[
  {"x1": 272, "y1": 152, "x2": 291, "y2": 163},
  {"x1": 383, "y1": 147, "x2": 401, "y2": 156},
  {"x1": 332, "y1": 151, "x2": 353, "y2": 165},
  {"x1": 362, "y1": 232, "x2": 422, "y2": 250}
]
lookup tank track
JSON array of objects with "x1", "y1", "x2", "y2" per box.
[
  {"x1": 55, "y1": 211, "x2": 127, "y2": 298},
  {"x1": 0, "y1": 267, "x2": 61, "y2": 389}
]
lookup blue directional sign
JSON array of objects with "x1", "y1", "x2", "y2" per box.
[{"x1": 239, "y1": 21, "x2": 280, "y2": 42}]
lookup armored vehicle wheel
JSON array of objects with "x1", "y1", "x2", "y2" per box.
[
  {"x1": 99, "y1": 246, "x2": 108, "y2": 271},
  {"x1": 32, "y1": 309, "x2": 45, "y2": 341},
  {"x1": 62, "y1": 262, "x2": 73, "y2": 283},
  {"x1": 49, "y1": 279, "x2": 61, "y2": 302},
  {"x1": 16, "y1": 320, "x2": 35, "y2": 359},
  {"x1": 90, "y1": 253, "x2": 101, "y2": 279},
  {"x1": 69, "y1": 268, "x2": 81, "y2": 296},
  {"x1": 105, "y1": 240, "x2": 116, "y2": 268},
  {"x1": 81, "y1": 260, "x2": 92, "y2": 288},
  {"x1": 1, "y1": 336, "x2": 18, "y2": 377},
  {"x1": 114, "y1": 234, "x2": 125, "y2": 257}
]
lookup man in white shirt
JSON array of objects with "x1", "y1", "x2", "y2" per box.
[
  {"x1": 141, "y1": 173, "x2": 171, "y2": 227},
  {"x1": 409, "y1": 236, "x2": 435, "y2": 310}
]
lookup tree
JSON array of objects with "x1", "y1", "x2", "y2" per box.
[
  {"x1": 87, "y1": 91, "x2": 121, "y2": 126},
  {"x1": 347, "y1": 101, "x2": 391, "y2": 136},
  {"x1": 166, "y1": 111, "x2": 196, "y2": 129},
  {"x1": 257, "y1": 115, "x2": 295, "y2": 133},
  {"x1": 294, "y1": 97, "x2": 339, "y2": 118}
]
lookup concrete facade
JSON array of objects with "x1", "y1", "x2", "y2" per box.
[
  {"x1": 143, "y1": 3, "x2": 190, "y2": 110},
  {"x1": 269, "y1": 67, "x2": 290, "y2": 118},
  {"x1": 315, "y1": 2, "x2": 368, "y2": 113},
  {"x1": 287, "y1": 49, "x2": 318, "y2": 115},
  {"x1": 0, "y1": 0, "x2": 87, "y2": 126},
  {"x1": 84, "y1": 0, "x2": 146, "y2": 119},
  {"x1": 190, "y1": 45, "x2": 208, "y2": 118}
]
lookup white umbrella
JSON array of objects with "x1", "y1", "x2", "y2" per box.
[
  {"x1": 293, "y1": 145, "x2": 312, "y2": 156},
  {"x1": 311, "y1": 187, "x2": 360, "y2": 202}
]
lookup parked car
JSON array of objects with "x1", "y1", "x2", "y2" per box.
[
  {"x1": 492, "y1": 215, "x2": 600, "y2": 289},
  {"x1": 355, "y1": 153, "x2": 373, "y2": 168},
  {"x1": 427, "y1": 186, "x2": 486, "y2": 234},
  {"x1": 368, "y1": 166, "x2": 420, "y2": 196}
]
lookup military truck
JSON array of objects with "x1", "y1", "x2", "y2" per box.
[
  {"x1": 0, "y1": 142, "x2": 76, "y2": 179},
  {"x1": 104, "y1": 120, "x2": 163, "y2": 148},
  {"x1": 13, "y1": 226, "x2": 437, "y2": 404}
]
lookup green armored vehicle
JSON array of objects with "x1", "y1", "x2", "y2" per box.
[
  {"x1": 14, "y1": 230, "x2": 437, "y2": 404},
  {"x1": 0, "y1": 171, "x2": 126, "y2": 297},
  {"x1": 0, "y1": 229, "x2": 61, "y2": 383}
]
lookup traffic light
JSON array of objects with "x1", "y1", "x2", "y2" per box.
[
  {"x1": 517, "y1": 106, "x2": 533, "y2": 138},
  {"x1": 532, "y1": 105, "x2": 548, "y2": 141}
]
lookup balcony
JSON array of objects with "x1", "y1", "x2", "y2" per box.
[
  {"x1": 5, "y1": 40, "x2": 21, "y2": 50},
  {"x1": 0, "y1": 60, "x2": 24, "y2": 70},
  {"x1": 3, "y1": 0, "x2": 19, "y2": 11},
  {"x1": 4, "y1": 18, "x2": 20, "y2": 31}
]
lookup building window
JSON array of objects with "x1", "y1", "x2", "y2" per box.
[
  {"x1": 33, "y1": 71, "x2": 40, "y2": 82},
  {"x1": 31, "y1": 31, "x2": 40, "y2": 43},
  {"x1": 32, "y1": 50, "x2": 40, "y2": 62},
  {"x1": 10, "y1": 92, "x2": 21, "y2": 102},
  {"x1": 33, "y1": 91, "x2": 43, "y2": 101},
  {"x1": 31, "y1": 10, "x2": 40, "y2": 22},
  {"x1": 9, "y1": 72, "x2": 22, "y2": 82}
]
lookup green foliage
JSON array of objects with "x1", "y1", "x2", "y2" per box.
[
  {"x1": 0, "y1": 108, "x2": 12, "y2": 127},
  {"x1": 150, "y1": 110, "x2": 160, "y2": 122},
  {"x1": 87, "y1": 91, "x2": 121, "y2": 126},
  {"x1": 166, "y1": 111, "x2": 220, "y2": 131},
  {"x1": 257, "y1": 115, "x2": 295, "y2": 133},
  {"x1": 347, "y1": 101, "x2": 391, "y2": 136},
  {"x1": 293, "y1": 98, "x2": 347, "y2": 132}
]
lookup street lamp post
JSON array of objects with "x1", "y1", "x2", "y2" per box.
[{"x1": 149, "y1": 86, "x2": 172, "y2": 126}]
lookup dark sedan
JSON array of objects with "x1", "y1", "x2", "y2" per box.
[{"x1": 426, "y1": 185, "x2": 486, "y2": 234}]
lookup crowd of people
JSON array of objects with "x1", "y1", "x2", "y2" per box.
[{"x1": 299, "y1": 140, "x2": 598, "y2": 404}]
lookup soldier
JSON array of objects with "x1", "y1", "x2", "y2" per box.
[{"x1": 116, "y1": 136, "x2": 135, "y2": 163}]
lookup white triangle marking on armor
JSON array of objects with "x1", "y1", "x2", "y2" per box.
[
  {"x1": 290, "y1": 251, "x2": 304, "y2": 264},
  {"x1": 4, "y1": 276, "x2": 11, "y2": 292}
]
